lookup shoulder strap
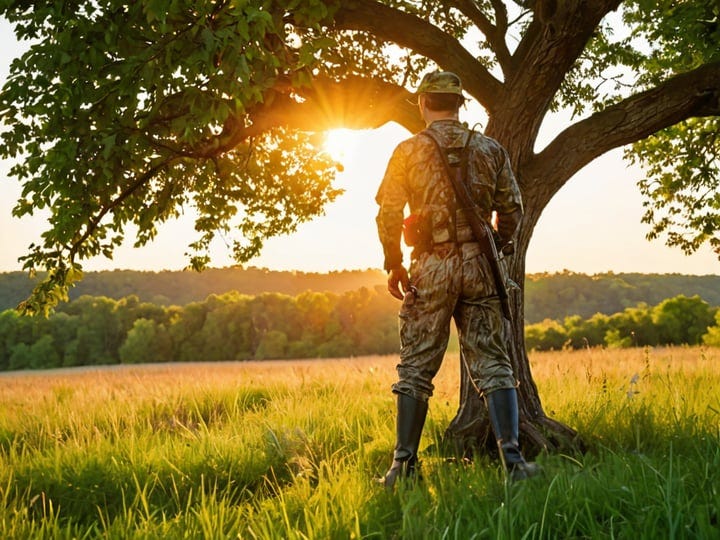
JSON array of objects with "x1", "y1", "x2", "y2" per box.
[
  {"x1": 420, "y1": 129, "x2": 513, "y2": 320},
  {"x1": 419, "y1": 128, "x2": 481, "y2": 228}
]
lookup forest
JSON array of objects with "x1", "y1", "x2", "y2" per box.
[
  {"x1": 1, "y1": 268, "x2": 719, "y2": 322},
  {"x1": 0, "y1": 288, "x2": 400, "y2": 371},
  {"x1": 0, "y1": 267, "x2": 387, "y2": 312},
  {"x1": 0, "y1": 272, "x2": 718, "y2": 371},
  {"x1": 523, "y1": 271, "x2": 720, "y2": 321},
  {"x1": 526, "y1": 294, "x2": 719, "y2": 351}
]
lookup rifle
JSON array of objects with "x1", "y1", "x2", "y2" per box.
[{"x1": 420, "y1": 129, "x2": 513, "y2": 322}]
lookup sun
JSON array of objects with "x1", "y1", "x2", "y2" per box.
[{"x1": 322, "y1": 128, "x2": 359, "y2": 167}]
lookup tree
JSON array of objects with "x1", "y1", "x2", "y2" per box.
[
  {"x1": 0, "y1": 310, "x2": 25, "y2": 370},
  {"x1": 45, "y1": 311, "x2": 81, "y2": 365},
  {"x1": 608, "y1": 304, "x2": 658, "y2": 347},
  {"x1": 254, "y1": 329, "x2": 289, "y2": 360},
  {"x1": 119, "y1": 317, "x2": 172, "y2": 364},
  {"x1": 524, "y1": 318, "x2": 568, "y2": 351},
  {"x1": 198, "y1": 292, "x2": 254, "y2": 360},
  {"x1": 167, "y1": 302, "x2": 209, "y2": 362},
  {"x1": 59, "y1": 295, "x2": 121, "y2": 365},
  {"x1": 652, "y1": 294, "x2": 716, "y2": 345},
  {"x1": 1, "y1": 1, "x2": 718, "y2": 453},
  {"x1": 702, "y1": 311, "x2": 720, "y2": 347},
  {"x1": 563, "y1": 313, "x2": 609, "y2": 348}
]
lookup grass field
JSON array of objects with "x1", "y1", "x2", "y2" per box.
[{"x1": 0, "y1": 346, "x2": 718, "y2": 539}]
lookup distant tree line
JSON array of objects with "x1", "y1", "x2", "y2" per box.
[
  {"x1": 524, "y1": 271, "x2": 720, "y2": 322},
  {"x1": 0, "y1": 287, "x2": 718, "y2": 371},
  {"x1": 0, "y1": 288, "x2": 400, "y2": 371},
  {"x1": 526, "y1": 295, "x2": 719, "y2": 351},
  {"x1": 0, "y1": 267, "x2": 387, "y2": 311},
  {"x1": 2, "y1": 268, "x2": 719, "y2": 323}
]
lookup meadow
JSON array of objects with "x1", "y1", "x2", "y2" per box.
[{"x1": 0, "y1": 346, "x2": 718, "y2": 539}]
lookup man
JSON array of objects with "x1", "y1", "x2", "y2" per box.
[{"x1": 376, "y1": 71, "x2": 540, "y2": 486}]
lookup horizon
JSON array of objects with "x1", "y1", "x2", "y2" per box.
[{"x1": 0, "y1": 265, "x2": 717, "y2": 278}]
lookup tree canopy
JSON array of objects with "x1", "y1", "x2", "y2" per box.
[{"x1": 1, "y1": 0, "x2": 718, "y2": 315}]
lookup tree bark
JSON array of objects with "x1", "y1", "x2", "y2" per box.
[
  {"x1": 333, "y1": 0, "x2": 503, "y2": 107},
  {"x1": 442, "y1": 222, "x2": 583, "y2": 458},
  {"x1": 526, "y1": 61, "x2": 720, "y2": 207}
]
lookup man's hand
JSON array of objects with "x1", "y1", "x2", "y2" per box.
[{"x1": 387, "y1": 266, "x2": 411, "y2": 300}]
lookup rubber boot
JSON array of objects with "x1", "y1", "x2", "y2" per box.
[
  {"x1": 486, "y1": 388, "x2": 541, "y2": 481},
  {"x1": 383, "y1": 393, "x2": 429, "y2": 488}
]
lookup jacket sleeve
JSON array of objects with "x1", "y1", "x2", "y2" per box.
[{"x1": 376, "y1": 143, "x2": 409, "y2": 271}]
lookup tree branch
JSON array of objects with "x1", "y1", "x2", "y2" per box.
[
  {"x1": 197, "y1": 75, "x2": 422, "y2": 157},
  {"x1": 525, "y1": 61, "x2": 720, "y2": 207},
  {"x1": 448, "y1": 0, "x2": 513, "y2": 73},
  {"x1": 491, "y1": 0, "x2": 622, "y2": 156},
  {"x1": 490, "y1": 0, "x2": 508, "y2": 35},
  {"x1": 68, "y1": 157, "x2": 177, "y2": 262},
  {"x1": 512, "y1": 0, "x2": 620, "y2": 69},
  {"x1": 73, "y1": 76, "x2": 423, "y2": 252},
  {"x1": 333, "y1": 0, "x2": 502, "y2": 109}
]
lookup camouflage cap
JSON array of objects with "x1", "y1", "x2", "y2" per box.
[{"x1": 416, "y1": 71, "x2": 463, "y2": 96}]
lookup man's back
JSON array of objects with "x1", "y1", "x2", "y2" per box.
[{"x1": 377, "y1": 118, "x2": 522, "y2": 250}]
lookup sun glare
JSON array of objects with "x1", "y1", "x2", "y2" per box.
[{"x1": 323, "y1": 128, "x2": 358, "y2": 166}]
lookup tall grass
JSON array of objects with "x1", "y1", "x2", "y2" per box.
[{"x1": 0, "y1": 347, "x2": 718, "y2": 538}]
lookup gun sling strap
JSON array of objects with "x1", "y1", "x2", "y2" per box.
[{"x1": 419, "y1": 128, "x2": 512, "y2": 321}]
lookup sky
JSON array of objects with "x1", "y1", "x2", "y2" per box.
[{"x1": 0, "y1": 19, "x2": 717, "y2": 277}]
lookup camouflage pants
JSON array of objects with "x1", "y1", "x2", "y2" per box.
[{"x1": 392, "y1": 242, "x2": 516, "y2": 402}]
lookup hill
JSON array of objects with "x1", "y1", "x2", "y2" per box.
[
  {"x1": 524, "y1": 271, "x2": 720, "y2": 322},
  {"x1": 0, "y1": 267, "x2": 387, "y2": 310},
  {"x1": 1, "y1": 268, "x2": 718, "y2": 322}
]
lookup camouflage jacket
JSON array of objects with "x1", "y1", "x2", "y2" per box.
[{"x1": 376, "y1": 119, "x2": 523, "y2": 271}]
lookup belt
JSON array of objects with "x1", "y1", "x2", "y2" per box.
[{"x1": 427, "y1": 241, "x2": 479, "y2": 258}]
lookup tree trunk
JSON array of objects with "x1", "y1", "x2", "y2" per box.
[{"x1": 442, "y1": 206, "x2": 583, "y2": 458}]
